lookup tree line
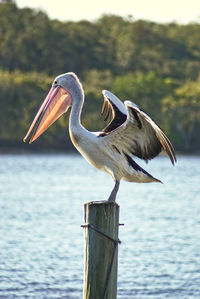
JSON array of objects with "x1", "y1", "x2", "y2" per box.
[{"x1": 0, "y1": 0, "x2": 200, "y2": 152}]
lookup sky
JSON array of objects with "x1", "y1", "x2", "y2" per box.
[{"x1": 16, "y1": 0, "x2": 200, "y2": 24}]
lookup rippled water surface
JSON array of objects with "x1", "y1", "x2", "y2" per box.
[{"x1": 0, "y1": 154, "x2": 200, "y2": 298}]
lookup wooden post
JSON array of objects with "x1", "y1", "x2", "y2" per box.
[{"x1": 82, "y1": 201, "x2": 120, "y2": 299}]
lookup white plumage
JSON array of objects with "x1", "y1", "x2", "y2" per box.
[{"x1": 24, "y1": 72, "x2": 176, "y2": 201}]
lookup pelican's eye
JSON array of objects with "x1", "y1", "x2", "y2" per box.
[{"x1": 54, "y1": 80, "x2": 58, "y2": 85}]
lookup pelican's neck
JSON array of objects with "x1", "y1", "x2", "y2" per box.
[{"x1": 69, "y1": 89, "x2": 85, "y2": 145}]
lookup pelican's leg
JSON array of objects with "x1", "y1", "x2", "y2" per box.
[{"x1": 108, "y1": 180, "x2": 120, "y2": 202}]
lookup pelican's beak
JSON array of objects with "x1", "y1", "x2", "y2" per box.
[{"x1": 23, "y1": 85, "x2": 72, "y2": 144}]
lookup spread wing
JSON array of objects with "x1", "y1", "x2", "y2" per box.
[
  {"x1": 101, "y1": 90, "x2": 127, "y2": 132},
  {"x1": 100, "y1": 90, "x2": 176, "y2": 164}
]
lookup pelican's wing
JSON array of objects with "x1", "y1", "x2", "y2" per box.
[
  {"x1": 100, "y1": 92, "x2": 176, "y2": 164},
  {"x1": 101, "y1": 90, "x2": 127, "y2": 132}
]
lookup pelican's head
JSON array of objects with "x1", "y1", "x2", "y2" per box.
[{"x1": 23, "y1": 72, "x2": 82, "y2": 144}]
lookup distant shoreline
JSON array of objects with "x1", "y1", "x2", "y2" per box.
[{"x1": 0, "y1": 145, "x2": 199, "y2": 157}]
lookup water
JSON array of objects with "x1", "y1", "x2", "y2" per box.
[{"x1": 0, "y1": 153, "x2": 199, "y2": 298}]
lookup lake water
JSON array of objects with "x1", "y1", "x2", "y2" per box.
[{"x1": 0, "y1": 153, "x2": 200, "y2": 298}]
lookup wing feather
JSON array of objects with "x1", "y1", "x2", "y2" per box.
[
  {"x1": 99, "y1": 92, "x2": 176, "y2": 164},
  {"x1": 101, "y1": 90, "x2": 127, "y2": 133},
  {"x1": 126, "y1": 101, "x2": 176, "y2": 164}
]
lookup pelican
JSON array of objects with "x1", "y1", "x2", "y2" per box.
[{"x1": 23, "y1": 72, "x2": 176, "y2": 201}]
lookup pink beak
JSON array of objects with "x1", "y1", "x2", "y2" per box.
[{"x1": 23, "y1": 85, "x2": 72, "y2": 144}]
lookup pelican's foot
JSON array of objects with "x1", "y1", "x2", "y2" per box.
[
  {"x1": 107, "y1": 195, "x2": 116, "y2": 202},
  {"x1": 107, "y1": 180, "x2": 120, "y2": 202}
]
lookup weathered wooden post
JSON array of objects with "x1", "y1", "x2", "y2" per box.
[{"x1": 82, "y1": 201, "x2": 120, "y2": 299}]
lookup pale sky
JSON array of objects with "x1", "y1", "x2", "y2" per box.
[{"x1": 16, "y1": 0, "x2": 200, "y2": 24}]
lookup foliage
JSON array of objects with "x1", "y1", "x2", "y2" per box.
[
  {"x1": 162, "y1": 79, "x2": 200, "y2": 151},
  {"x1": 0, "y1": 70, "x2": 52, "y2": 142},
  {"x1": 0, "y1": 1, "x2": 200, "y2": 152},
  {"x1": 111, "y1": 72, "x2": 176, "y2": 123}
]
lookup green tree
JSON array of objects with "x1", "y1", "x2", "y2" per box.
[
  {"x1": 162, "y1": 79, "x2": 200, "y2": 151},
  {"x1": 112, "y1": 72, "x2": 176, "y2": 124}
]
